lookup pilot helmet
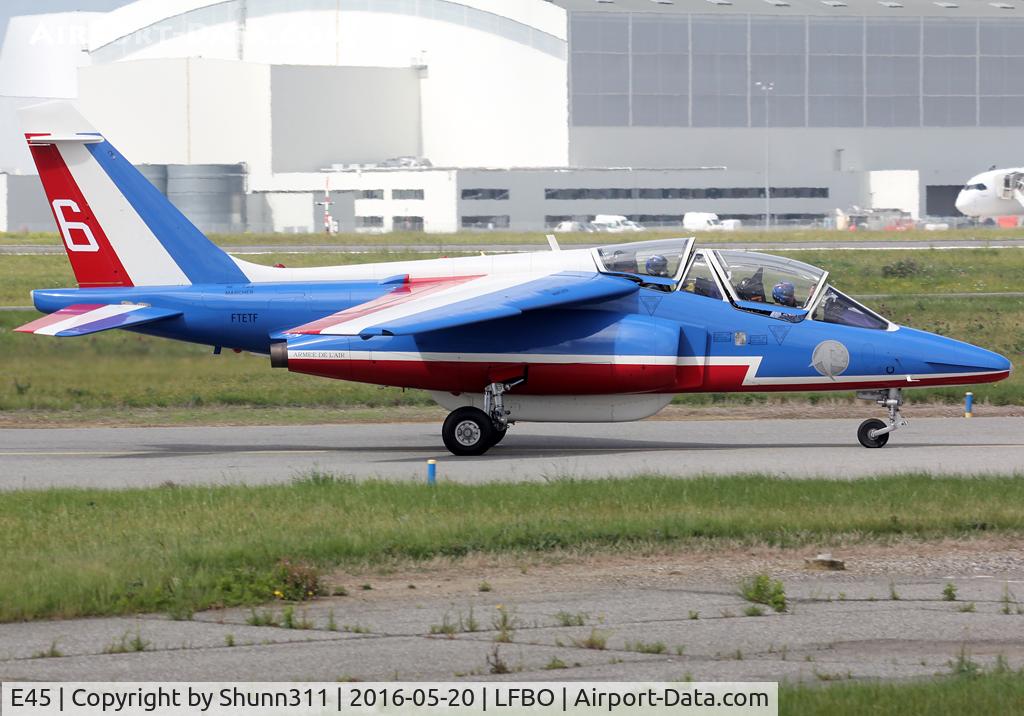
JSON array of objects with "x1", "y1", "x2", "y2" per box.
[
  {"x1": 772, "y1": 280, "x2": 797, "y2": 307},
  {"x1": 645, "y1": 254, "x2": 669, "y2": 277}
]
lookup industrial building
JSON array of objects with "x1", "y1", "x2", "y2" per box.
[{"x1": 1, "y1": 0, "x2": 1022, "y2": 233}]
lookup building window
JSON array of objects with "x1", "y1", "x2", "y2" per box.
[
  {"x1": 392, "y1": 189, "x2": 424, "y2": 200},
  {"x1": 461, "y1": 215, "x2": 511, "y2": 229},
  {"x1": 461, "y1": 188, "x2": 510, "y2": 200},
  {"x1": 355, "y1": 216, "x2": 383, "y2": 228},
  {"x1": 392, "y1": 216, "x2": 424, "y2": 231},
  {"x1": 358, "y1": 189, "x2": 384, "y2": 200},
  {"x1": 545, "y1": 188, "x2": 634, "y2": 200}
]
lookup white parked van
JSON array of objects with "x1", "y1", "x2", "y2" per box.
[
  {"x1": 682, "y1": 212, "x2": 741, "y2": 231},
  {"x1": 592, "y1": 214, "x2": 645, "y2": 232}
]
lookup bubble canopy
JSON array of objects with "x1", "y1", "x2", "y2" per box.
[
  {"x1": 713, "y1": 250, "x2": 827, "y2": 309},
  {"x1": 594, "y1": 239, "x2": 693, "y2": 280}
]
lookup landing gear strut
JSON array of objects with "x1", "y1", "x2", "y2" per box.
[
  {"x1": 441, "y1": 381, "x2": 520, "y2": 456},
  {"x1": 856, "y1": 388, "x2": 907, "y2": 448}
]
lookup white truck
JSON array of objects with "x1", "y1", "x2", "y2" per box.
[
  {"x1": 683, "y1": 212, "x2": 741, "y2": 231},
  {"x1": 591, "y1": 214, "x2": 645, "y2": 232}
]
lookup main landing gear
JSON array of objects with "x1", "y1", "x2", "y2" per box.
[
  {"x1": 856, "y1": 388, "x2": 908, "y2": 448},
  {"x1": 441, "y1": 381, "x2": 518, "y2": 456}
]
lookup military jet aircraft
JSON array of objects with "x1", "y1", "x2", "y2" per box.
[{"x1": 16, "y1": 102, "x2": 1013, "y2": 455}]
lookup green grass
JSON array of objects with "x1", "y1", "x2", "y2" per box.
[
  {"x1": 2, "y1": 473, "x2": 1024, "y2": 622},
  {"x1": 2, "y1": 249, "x2": 1022, "y2": 418},
  {"x1": 781, "y1": 674, "x2": 1024, "y2": 715}
]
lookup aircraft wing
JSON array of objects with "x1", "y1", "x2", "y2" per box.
[
  {"x1": 15, "y1": 303, "x2": 181, "y2": 337},
  {"x1": 288, "y1": 271, "x2": 639, "y2": 338}
]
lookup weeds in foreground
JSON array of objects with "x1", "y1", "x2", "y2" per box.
[
  {"x1": 486, "y1": 645, "x2": 510, "y2": 675},
  {"x1": 572, "y1": 628, "x2": 609, "y2": 650},
  {"x1": 740, "y1": 574, "x2": 787, "y2": 613},
  {"x1": 274, "y1": 559, "x2": 325, "y2": 601},
  {"x1": 958, "y1": 602, "x2": 976, "y2": 613},
  {"x1": 32, "y1": 641, "x2": 62, "y2": 659},
  {"x1": 625, "y1": 640, "x2": 667, "y2": 654},
  {"x1": 104, "y1": 631, "x2": 149, "y2": 654},
  {"x1": 744, "y1": 605, "x2": 765, "y2": 617},
  {"x1": 1000, "y1": 583, "x2": 1018, "y2": 615},
  {"x1": 246, "y1": 609, "x2": 278, "y2": 627},
  {"x1": 555, "y1": 611, "x2": 587, "y2": 627},
  {"x1": 224, "y1": 634, "x2": 235, "y2": 647},
  {"x1": 943, "y1": 583, "x2": 958, "y2": 601},
  {"x1": 949, "y1": 646, "x2": 983, "y2": 678},
  {"x1": 281, "y1": 606, "x2": 313, "y2": 630},
  {"x1": 478, "y1": 581, "x2": 492, "y2": 592},
  {"x1": 889, "y1": 580, "x2": 901, "y2": 601},
  {"x1": 492, "y1": 605, "x2": 517, "y2": 643},
  {"x1": 544, "y1": 657, "x2": 568, "y2": 670}
]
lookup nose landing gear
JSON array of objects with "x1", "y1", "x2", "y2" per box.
[
  {"x1": 440, "y1": 380, "x2": 519, "y2": 456},
  {"x1": 856, "y1": 388, "x2": 907, "y2": 448}
]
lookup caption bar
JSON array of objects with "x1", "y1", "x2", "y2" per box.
[{"x1": 1, "y1": 682, "x2": 776, "y2": 716}]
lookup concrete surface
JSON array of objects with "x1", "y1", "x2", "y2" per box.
[
  {"x1": 0, "y1": 418, "x2": 1021, "y2": 490},
  {"x1": 2, "y1": 542, "x2": 1022, "y2": 681}
]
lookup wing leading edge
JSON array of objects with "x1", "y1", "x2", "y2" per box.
[{"x1": 288, "y1": 272, "x2": 640, "y2": 338}]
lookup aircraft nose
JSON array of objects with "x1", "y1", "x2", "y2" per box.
[
  {"x1": 935, "y1": 341, "x2": 1012, "y2": 375},
  {"x1": 954, "y1": 191, "x2": 973, "y2": 216}
]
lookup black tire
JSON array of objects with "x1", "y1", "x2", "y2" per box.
[
  {"x1": 857, "y1": 418, "x2": 890, "y2": 448},
  {"x1": 442, "y1": 407, "x2": 494, "y2": 456},
  {"x1": 487, "y1": 427, "x2": 508, "y2": 448}
]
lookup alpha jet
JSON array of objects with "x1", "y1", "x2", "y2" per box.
[{"x1": 16, "y1": 102, "x2": 1013, "y2": 455}]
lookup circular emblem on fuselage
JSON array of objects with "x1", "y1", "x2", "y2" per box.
[{"x1": 811, "y1": 340, "x2": 850, "y2": 379}]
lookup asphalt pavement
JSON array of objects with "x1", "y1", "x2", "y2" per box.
[{"x1": 1, "y1": 417, "x2": 1021, "y2": 490}]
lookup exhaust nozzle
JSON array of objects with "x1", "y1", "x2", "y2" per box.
[{"x1": 270, "y1": 341, "x2": 288, "y2": 368}]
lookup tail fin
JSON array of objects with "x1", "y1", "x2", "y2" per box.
[{"x1": 20, "y1": 101, "x2": 247, "y2": 287}]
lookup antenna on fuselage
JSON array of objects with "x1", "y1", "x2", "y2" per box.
[{"x1": 545, "y1": 234, "x2": 561, "y2": 252}]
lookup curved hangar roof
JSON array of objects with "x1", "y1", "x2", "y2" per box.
[{"x1": 88, "y1": 0, "x2": 567, "y2": 59}]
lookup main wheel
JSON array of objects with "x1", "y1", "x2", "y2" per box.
[
  {"x1": 442, "y1": 407, "x2": 495, "y2": 456},
  {"x1": 487, "y1": 427, "x2": 508, "y2": 448},
  {"x1": 857, "y1": 418, "x2": 890, "y2": 448}
]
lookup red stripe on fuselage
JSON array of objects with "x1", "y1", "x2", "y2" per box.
[
  {"x1": 27, "y1": 138, "x2": 132, "y2": 288},
  {"x1": 287, "y1": 358, "x2": 1010, "y2": 395}
]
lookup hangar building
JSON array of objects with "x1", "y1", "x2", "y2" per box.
[{"x1": 1, "y1": 0, "x2": 1022, "y2": 232}]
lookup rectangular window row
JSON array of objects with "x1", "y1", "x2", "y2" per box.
[
  {"x1": 461, "y1": 188, "x2": 510, "y2": 200},
  {"x1": 357, "y1": 189, "x2": 425, "y2": 200},
  {"x1": 355, "y1": 216, "x2": 425, "y2": 231},
  {"x1": 545, "y1": 187, "x2": 829, "y2": 200},
  {"x1": 460, "y1": 215, "x2": 511, "y2": 229}
]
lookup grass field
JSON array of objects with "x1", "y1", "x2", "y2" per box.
[
  {"x1": 1, "y1": 473, "x2": 1022, "y2": 621},
  {"x1": 5, "y1": 227, "x2": 1024, "y2": 248},
  {"x1": 780, "y1": 673, "x2": 1024, "y2": 716},
  {"x1": 1, "y1": 248, "x2": 1021, "y2": 420}
]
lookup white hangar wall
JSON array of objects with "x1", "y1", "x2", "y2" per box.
[{"x1": 86, "y1": 0, "x2": 570, "y2": 169}]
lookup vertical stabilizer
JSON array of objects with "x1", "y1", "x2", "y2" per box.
[{"x1": 20, "y1": 101, "x2": 247, "y2": 287}]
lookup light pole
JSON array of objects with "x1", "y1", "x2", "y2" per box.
[{"x1": 754, "y1": 80, "x2": 775, "y2": 230}]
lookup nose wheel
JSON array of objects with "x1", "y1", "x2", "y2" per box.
[
  {"x1": 857, "y1": 418, "x2": 889, "y2": 448},
  {"x1": 856, "y1": 388, "x2": 907, "y2": 448}
]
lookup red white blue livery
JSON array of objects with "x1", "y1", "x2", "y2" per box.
[{"x1": 16, "y1": 102, "x2": 1013, "y2": 454}]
